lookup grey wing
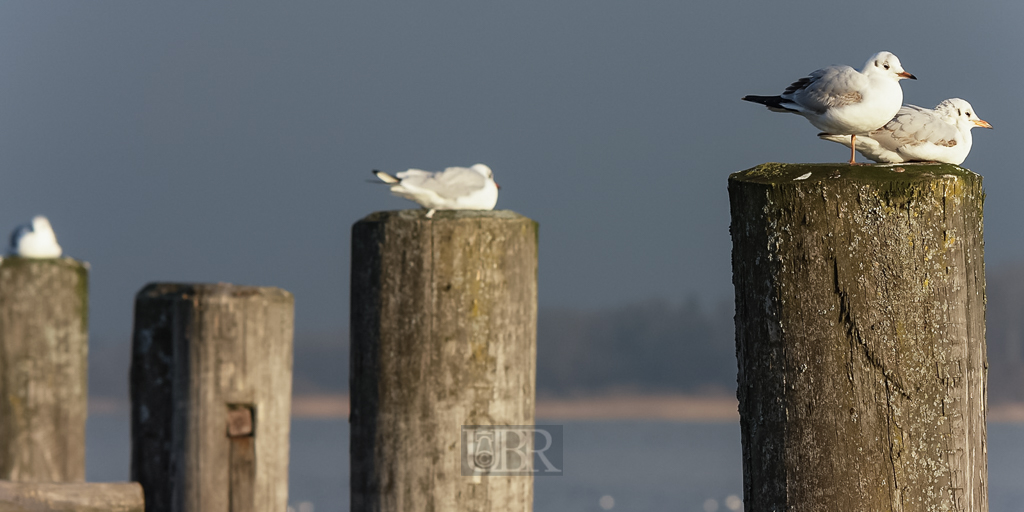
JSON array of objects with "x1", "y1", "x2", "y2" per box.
[
  {"x1": 406, "y1": 167, "x2": 486, "y2": 199},
  {"x1": 883, "y1": 106, "x2": 958, "y2": 146},
  {"x1": 787, "y1": 66, "x2": 866, "y2": 114}
]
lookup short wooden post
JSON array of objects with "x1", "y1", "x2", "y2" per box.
[
  {"x1": 351, "y1": 210, "x2": 538, "y2": 512},
  {"x1": 130, "y1": 283, "x2": 294, "y2": 512},
  {"x1": 729, "y1": 164, "x2": 987, "y2": 511},
  {"x1": 0, "y1": 258, "x2": 88, "y2": 482},
  {"x1": 0, "y1": 481, "x2": 144, "y2": 512}
]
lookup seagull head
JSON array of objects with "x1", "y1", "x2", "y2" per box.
[
  {"x1": 938, "y1": 98, "x2": 993, "y2": 130},
  {"x1": 864, "y1": 51, "x2": 916, "y2": 81},
  {"x1": 30, "y1": 216, "x2": 57, "y2": 239},
  {"x1": 471, "y1": 163, "x2": 499, "y2": 188}
]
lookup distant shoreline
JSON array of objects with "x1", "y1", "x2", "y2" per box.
[{"x1": 90, "y1": 394, "x2": 1024, "y2": 423}]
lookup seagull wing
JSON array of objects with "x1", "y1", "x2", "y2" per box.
[
  {"x1": 399, "y1": 167, "x2": 487, "y2": 199},
  {"x1": 785, "y1": 66, "x2": 867, "y2": 115},
  {"x1": 881, "y1": 105, "x2": 960, "y2": 148}
]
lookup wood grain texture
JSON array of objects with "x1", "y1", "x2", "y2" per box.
[
  {"x1": 0, "y1": 481, "x2": 143, "y2": 512},
  {"x1": 729, "y1": 163, "x2": 987, "y2": 512},
  {"x1": 351, "y1": 210, "x2": 538, "y2": 512},
  {"x1": 0, "y1": 258, "x2": 88, "y2": 483},
  {"x1": 130, "y1": 283, "x2": 294, "y2": 512}
]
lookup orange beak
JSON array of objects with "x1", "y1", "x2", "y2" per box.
[
  {"x1": 973, "y1": 119, "x2": 993, "y2": 129},
  {"x1": 897, "y1": 71, "x2": 916, "y2": 80}
]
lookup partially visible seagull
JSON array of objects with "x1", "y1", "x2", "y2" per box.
[
  {"x1": 9, "y1": 216, "x2": 63, "y2": 258},
  {"x1": 742, "y1": 51, "x2": 917, "y2": 164},
  {"x1": 372, "y1": 164, "x2": 499, "y2": 218},
  {"x1": 818, "y1": 98, "x2": 992, "y2": 165}
]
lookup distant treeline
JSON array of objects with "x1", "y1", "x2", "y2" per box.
[
  {"x1": 986, "y1": 261, "x2": 1024, "y2": 403},
  {"x1": 91, "y1": 261, "x2": 1024, "y2": 403},
  {"x1": 536, "y1": 299, "x2": 734, "y2": 397}
]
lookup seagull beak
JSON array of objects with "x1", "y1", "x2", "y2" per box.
[
  {"x1": 897, "y1": 71, "x2": 916, "y2": 80},
  {"x1": 495, "y1": 182, "x2": 501, "y2": 189},
  {"x1": 973, "y1": 119, "x2": 993, "y2": 129}
]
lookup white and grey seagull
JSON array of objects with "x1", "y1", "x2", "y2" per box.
[
  {"x1": 372, "y1": 163, "x2": 499, "y2": 218},
  {"x1": 743, "y1": 51, "x2": 917, "y2": 164},
  {"x1": 8, "y1": 216, "x2": 63, "y2": 258},
  {"x1": 818, "y1": 98, "x2": 992, "y2": 165}
]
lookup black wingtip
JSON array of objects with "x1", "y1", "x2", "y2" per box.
[{"x1": 372, "y1": 170, "x2": 401, "y2": 184}]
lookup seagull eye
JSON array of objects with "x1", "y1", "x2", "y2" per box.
[
  {"x1": 966, "y1": 112, "x2": 972, "y2": 117},
  {"x1": 883, "y1": 62, "x2": 890, "y2": 70}
]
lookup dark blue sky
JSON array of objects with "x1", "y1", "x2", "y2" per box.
[{"x1": 1, "y1": 1, "x2": 1021, "y2": 341}]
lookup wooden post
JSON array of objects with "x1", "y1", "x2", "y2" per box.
[
  {"x1": 0, "y1": 258, "x2": 88, "y2": 482},
  {"x1": 130, "y1": 283, "x2": 294, "y2": 512},
  {"x1": 351, "y1": 210, "x2": 538, "y2": 512},
  {"x1": 729, "y1": 163, "x2": 987, "y2": 511},
  {"x1": 0, "y1": 481, "x2": 144, "y2": 512}
]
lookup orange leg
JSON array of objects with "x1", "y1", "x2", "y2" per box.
[{"x1": 849, "y1": 134, "x2": 857, "y2": 165}]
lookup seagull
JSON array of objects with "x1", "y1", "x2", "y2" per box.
[
  {"x1": 9, "y1": 216, "x2": 63, "y2": 258},
  {"x1": 372, "y1": 163, "x2": 499, "y2": 218},
  {"x1": 742, "y1": 51, "x2": 917, "y2": 164},
  {"x1": 818, "y1": 98, "x2": 992, "y2": 165}
]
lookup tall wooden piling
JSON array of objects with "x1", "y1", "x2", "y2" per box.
[
  {"x1": 130, "y1": 283, "x2": 294, "y2": 512},
  {"x1": 729, "y1": 163, "x2": 987, "y2": 511},
  {"x1": 351, "y1": 210, "x2": 538, "y2": 512},
  {"x1": 0, "y1": 257, "x2": 88, "y2": 482}
]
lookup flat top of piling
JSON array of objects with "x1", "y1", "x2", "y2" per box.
[
  {"x1": 358, "y1": 209, "x2": 533, "y2": 224},
  {"x1": 730, "y1": 162, "x2": 978, "y2": 185},
  {"x1": 0, "y1": 256, "x2": 88, "y2": 271},
  {"x1": 136, "y1": 282, "x2": 294, "y2": 302}
]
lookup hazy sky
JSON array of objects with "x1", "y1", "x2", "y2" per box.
[{"x1": 1, "y1": 1, "x2": 1021, "y2": 341}]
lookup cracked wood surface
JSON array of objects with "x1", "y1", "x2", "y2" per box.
[
  {"x1": 729, "y1": 163, "x2": 987, "y2": 512},
  {"x1": 350, "y1": 210, "x2": 538, "y2": 512}
]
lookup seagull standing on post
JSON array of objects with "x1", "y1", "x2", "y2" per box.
[{"x1": 742, "y1": 51, "x2": 917, "y2": 164}]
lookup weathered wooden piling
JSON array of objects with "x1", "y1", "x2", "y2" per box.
[
  {"x1": 0, "y1": 257, "x2": 88, "y2": 482},
  {"x1": 130, "y1": 283, "x2": 294, "y2": 512},
  {"x1": 351, "y1": 210, "x2": 538, "y2": 512},
  {"x1": 0, "y1": 481, "x2": 144, "y2": 512},
  {"x1": 729, "y1": 163, "x2": 987, "y2": 511}
]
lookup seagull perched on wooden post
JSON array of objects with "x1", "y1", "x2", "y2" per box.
[
  {"x1": 8, "y1": 216, "x2": 63, "y2": 258},
  {"x1": 371, "y1": 163, "x2": 499, "y2": 218},
  {"x1": 742, "y1": 51, "x2": 917, "y2": 164},
  {"x1": 818, "y1": 98, "x2": 992, "y2": 165}
]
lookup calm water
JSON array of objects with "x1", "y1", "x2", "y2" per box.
[{"x1": 87, "y1": 414, "x2": 1024, "y2": 512}]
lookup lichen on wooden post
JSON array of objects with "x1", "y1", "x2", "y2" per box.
[
  {"x1": 350, "y1": 210, "x2": 538, "y2": 512},
  {"x1": 729, "y1": 163, "x2": 987, "y2": 511},
  {"x1": 0, "y1": 257, "x2": 88, "y2": 483},
  {"x1": 130, "y1": 283, "x2": 294, "y2": 512}
]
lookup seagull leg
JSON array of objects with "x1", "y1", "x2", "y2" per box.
[
  {"x1": 425, "y1": 209, "x2": 436, "y2": 219},
  {"x1": 849, "y1": 134, "x2": 858, "y2": 165}
]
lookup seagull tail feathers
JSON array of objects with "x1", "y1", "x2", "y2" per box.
[{"x1": 741, "y1": 95, "x2": 799, "y2": 113}]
